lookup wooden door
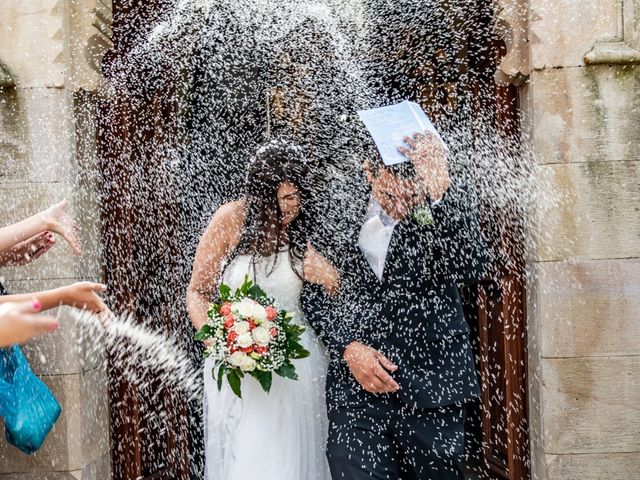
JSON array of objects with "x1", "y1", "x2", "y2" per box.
[
  {"x1": 468, "y1": 4, "x2": 531, "y2": 478},
  {"x1": 98, "y1": 1, "x2": 191, "y2": 479}
]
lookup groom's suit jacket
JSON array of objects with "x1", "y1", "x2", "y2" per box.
[{"x1": 303, "y1": 180, "x2": 491, "y2": 410}]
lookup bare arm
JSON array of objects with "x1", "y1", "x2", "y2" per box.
[
  {"x1": 0, "y1": 199, "x2": 81, "y2": 255},
  {"x1": 187, "y1": 201, "x2": 244, "y2": 333},
  {"x1": 303, "y1": 244, "x2": 340, "y2": 297},
  {"x1": 0, "y1": 282, "x2": 108, "y2": 313}
]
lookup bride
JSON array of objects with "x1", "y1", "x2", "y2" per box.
[{"x1": 186, "y1": 139, "x2": 338, "y2": 480}]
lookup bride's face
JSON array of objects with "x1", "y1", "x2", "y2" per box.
[{"x1": 277, "y1": 181, "x2": 301, "y2": 226}]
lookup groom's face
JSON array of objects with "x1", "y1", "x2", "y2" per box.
[{"x1": 366, "y1": 164, "x2": 421, "y2": 220}]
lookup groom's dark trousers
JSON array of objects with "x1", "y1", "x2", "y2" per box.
[{"x1": 303, "y1": 183, "x2": 490, "y2": 480}]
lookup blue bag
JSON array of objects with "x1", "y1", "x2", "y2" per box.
[{"x1": 0, "y1": 346, "x2": 61, "y2": 454}]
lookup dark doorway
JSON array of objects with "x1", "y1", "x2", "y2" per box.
[{"x1": 98, "y1": 1, "x2": 530, "y2": 479}]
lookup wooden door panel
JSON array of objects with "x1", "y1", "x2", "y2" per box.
[
  {"x1": 99, "y1": 1, "x2": 191, "y2": 479},
  {"x1": 478, "y1": 274, "x2": 529, "y2": 479}
]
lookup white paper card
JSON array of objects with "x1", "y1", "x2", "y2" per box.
[{"x1": 357, "y1": 101, "x2": 447, "y2": 166}]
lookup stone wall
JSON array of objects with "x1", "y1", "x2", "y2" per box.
[
  {"x1": 0, "y1": 1, "x2": 111, "y2": 478},
  {"x1": 526, "y1": 0, "x2": 640, "y2": 478}
]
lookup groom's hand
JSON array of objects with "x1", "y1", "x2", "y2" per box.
[
  {"x1": 343, "y1": 341, "x2": 400, "y2": 394},
  {"x1": 398, "y1": 131, "x2": 450, "y2": 202}
]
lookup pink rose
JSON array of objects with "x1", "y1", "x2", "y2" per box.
[
  {"x1": 220, "y1": 303, "x2": 232, "y2": 316},
  {"x1": 227, "y1": 331, "x2": 238, "y2": 343},
  {"x1": 265, "y1": 306, "x2": 278, "y2": 321}
]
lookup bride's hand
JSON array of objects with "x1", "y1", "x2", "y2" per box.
[
  {"x1": 41, "y1": 199, "x2": 82, "y2": 255},
  {"x1": 303, "y1": 244, "x2": 340, "y2": 296},
  {"x1": 344, "y1": 341, "x2": 400, "y2": 394}
]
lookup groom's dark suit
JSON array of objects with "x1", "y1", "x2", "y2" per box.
[{"x1": 303, "y1": 180, "x2": 490, "y2": 479}]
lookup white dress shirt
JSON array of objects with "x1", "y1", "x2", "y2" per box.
[
  {"x1": 358, "y1": 197, "x2": 400, "y2": 281},
  {"x1": 358, "y1": 195, "x2": 441, "y2": 281}
]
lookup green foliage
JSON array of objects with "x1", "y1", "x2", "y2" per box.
[
  {"x1": 195, "y1": 324, "x2": 213, "y2": 341},
  {"x1": 219, "y1": 283, "x2": 231, "y2": 302},
  {"x1": 275, "y1": 360, "x2": 298, "y2": 381},
  {"x1": 252, "y1": 370, "x2": 273, "y2": 393},
  {"x1": 216, "y1": 364, "x2": 225, "y2": 391},
  {"x1": 227, "y1": 370, "x2": 242, "y2": 398}
]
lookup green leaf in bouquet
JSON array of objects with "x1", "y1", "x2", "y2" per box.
[
  {"x1": 195, "y1": 324, "x2": 214, "y2": 341},
  {"x1": 216, "y1": 364, "x2": 225, "y2": 391},
  {"x1": 276, "y1": 361, "x2": 299, "y2": 381},
  {"x1": 253, "y1": 370, "x2": 273, "y2": 393},
  {"x1": 219, "y1": 283, "x2": 231, "y2": 302},
  {"x1": 227, "y1": 369, "x2": 242, "y2": 398},
  {"x1": 239, "y1": 275, "x2": 253, "y2": 296},
  {"x1": 247, "y1": 284, "x2": 267, "y2": 301},
  {"x1": 290, "y1": 345, "x2": 311, "y2": 360},
  {"x1": 293, "y1": 325, "x2": 306, "y2": 336}
]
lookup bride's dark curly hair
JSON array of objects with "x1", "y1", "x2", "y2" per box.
[{"x1": 237, "y1": 139, "x2": 312, "y2": 276}]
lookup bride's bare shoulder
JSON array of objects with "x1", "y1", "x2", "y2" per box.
[
  {"x1": 213, "y1": 199, "x2": 246, "y2": 225},
  {"x1": 205, "y1": 199, "x2": 246, "y2": 243}
]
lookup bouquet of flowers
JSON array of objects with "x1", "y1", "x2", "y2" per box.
[{"x1": 195, "y1": 276, "x2": 310, "y2": 398}]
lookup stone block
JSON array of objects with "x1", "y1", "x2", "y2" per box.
[
  {"x1": 526, "y1": 265, "x2": 547, "y2": 480},
  {"x1": 530, "y1": 66, "x2": 640, "y2": 165},
  {"x1": 0, "y1": 182, "x2": 102, "y2": 282},
  {"x1": 531, "y1": 161, "x2": 640, "y2": 261},
  {"x1": 80, "y1": 366, "x2": 110, "y2": 466},
  {"x1": 545, "y1": 452, "x2": 640, "y2": 479},
  {"x1": 0, "y1": 88, "x2": 29, "y2": 178},
  {"x1": 540, "y1": 356, "x2": 640, "y2": 454},
  {"x1": 79, "y1": 451, "x2": 111, "y2": 480},
  {"x1": 533, "y1": 259, "x2": 640, "y2": 357},
  {"x1": 0, "y1": 0, "x2": 66, "y2": 88},
  {"x1": 530, "y1": 0, "x2": 619, "y2": 69},
  {"x1": 14, "y1": 87, "x2": 75, "y2": 183}
]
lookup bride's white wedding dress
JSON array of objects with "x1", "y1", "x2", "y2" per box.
[{"x1": 203, "y1": 250, "x2": 331, "y2": 480}]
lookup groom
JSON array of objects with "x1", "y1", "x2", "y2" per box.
[{"x1": 304, "y1": 131, "x2": 490, "y2": 479}]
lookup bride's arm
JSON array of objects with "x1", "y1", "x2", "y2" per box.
[
  {"x1": 302, "y1": 245, "x2": 352, "y2": 358},
  {"x1": 186, "y1": 201, "x2": 244, "y2": 332},
  {"x1": 303, "y1": 244, "x2": 340, "y2": 297}
]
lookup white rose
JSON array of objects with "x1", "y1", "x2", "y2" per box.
[
  {"x1": 236, "y1": 332, "x2": 254, "y2": 348},
  {"x1": 252, "y1": 326, "x2": 271, "y2": 346},
  {"x1": 233, "y1": 321, "x2": 250, "y2": 335},
  {"x1": 240, "y1": 356, "x2": 257, "y2": 372},
  {"x1": 228, "y1": 351, "x2": 247, "y2": 368},
  {"x1": 232, "y1": 298, "x2": 268, "y2": 323}
]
